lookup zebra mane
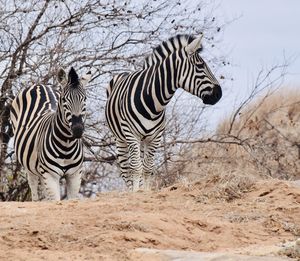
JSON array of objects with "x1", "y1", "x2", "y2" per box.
[{"x1": 143, "y1": 34, "x2": 196, "y2": 68}]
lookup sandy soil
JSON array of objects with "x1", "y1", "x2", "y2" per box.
[{"x1": 0, "y1": 179, "x2": 299, "y2": 261}]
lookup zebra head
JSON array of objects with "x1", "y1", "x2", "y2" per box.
[
  {"x1": 179, "y1": 34, "x2": 222, "y2": 105},
  {"x1": 57, "y1": 67, "x2": 91, "y2": 139}
]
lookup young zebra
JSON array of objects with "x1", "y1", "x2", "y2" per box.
[
  {"x1": 10, "y1": 68, "x2": 91, "y2": 201},
  {"x1": 106, "y1": 34, "x2": 222, "y2": 192}
]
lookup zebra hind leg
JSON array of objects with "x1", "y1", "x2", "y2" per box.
[
  {"x1": 127, "y1": 140, "x2": 143, "y2": 192},
  {"x1": 116, "y1": 140, "x2": 132, "y2": 190}
]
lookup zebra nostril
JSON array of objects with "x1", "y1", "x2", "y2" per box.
[{"x1": 200, "y1": 87, "x2": 212, "y2": 99}]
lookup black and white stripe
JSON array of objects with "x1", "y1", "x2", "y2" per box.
[
  {"x1": 10, "y1": 68, "x2": 91, "y2": 200},
  {"x1": 106, "y1": 34, "x2": 222, "y2": 191}
]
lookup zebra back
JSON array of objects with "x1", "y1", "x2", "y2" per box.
[{"x1": 106, "y1": 72, "x2": 130, "y2": 98}]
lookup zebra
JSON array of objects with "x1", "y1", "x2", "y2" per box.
[
  {"x1": 10, "y1": 67, "x2": 91, "y2": 201},
  {"x1": 105, "y1": 34, "x2": 222, "y2": 192}
]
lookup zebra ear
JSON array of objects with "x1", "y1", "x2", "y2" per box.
[
  {"x1": 186, "y1": 34, "x2": 203, "y2": 55},
  {"x1": 68, "y1": 67, "x2": 79, "y2": 85},
  {"x1": 57, "y1": 68, "x2": 67, "y2": 86},
  {"x1": 80, "y1": 71, "x2": 92, "y2": 86}
]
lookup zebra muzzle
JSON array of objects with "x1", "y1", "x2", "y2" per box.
[
  {"x1": 201, "y1": 84, "x2": 222, "y2": 105},
  {"x1": 71, "y1": 115, "x2": 84, "y2": 139}
]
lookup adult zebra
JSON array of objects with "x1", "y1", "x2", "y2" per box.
[
  {"x1": 106, "y1": 34, "x2": 222, "y2": 192},
  {"x1": 10, "y1": 68, "x2": 91, "y2": 201}
]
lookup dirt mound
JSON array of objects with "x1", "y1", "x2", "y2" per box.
[{"x1": 0, "y1": 179, "x2": 299, "y2": 260}]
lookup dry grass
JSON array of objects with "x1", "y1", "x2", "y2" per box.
[
  {"x1": 165, "y1": 170, "x2": 256, "y2": 202},
  {"x1": 194, "y1": 171, "x2": 256, "y2": 202},
  {"x1": 218, "y1": 88, "x2": 300, "y2": 180},
  {"x1": 166, "y1": 87, "x2": 300, "y2": 194},
  {"x1": 217, "y1": 88, "x2": 300, "y2": 139}
]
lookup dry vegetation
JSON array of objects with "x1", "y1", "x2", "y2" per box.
[
  {"x1": 218, "y1": 88, "x2": 299, "y2": 179},
  {"x1": 167, "y1": 88, "x2": 300, "y2": 199}
]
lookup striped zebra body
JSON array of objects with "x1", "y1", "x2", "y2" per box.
[
  {"x1": 10, "y1": 68, "x2": 91, "y2": 200},
  {"x1": 106, "y1": 34, "x2": 222, "y2": 191}
]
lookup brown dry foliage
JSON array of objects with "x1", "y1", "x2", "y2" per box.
[
  {"x1": 166, "y1": 171, "x2": 256, "y2": 202},
  {"x1": 171, "y1": 88, "x2": 300, "y2": 194}
]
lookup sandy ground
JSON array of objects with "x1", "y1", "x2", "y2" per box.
[{"x1": 0, "y1": 179, "x2": 299, "y2": 261}]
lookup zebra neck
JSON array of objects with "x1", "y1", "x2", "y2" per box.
[{"x1": 145, "y1": 59, "x2": 178, "y2": 114}]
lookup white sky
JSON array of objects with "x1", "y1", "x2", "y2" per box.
[{"x1": 214, "y1": 0, "x2": 300, "y2": 118}]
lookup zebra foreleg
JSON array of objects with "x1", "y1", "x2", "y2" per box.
[
  {"x1": 66, "y1": 170, "x2": 82, "y2": 199},
  {"x1": 41, "y1": 172, "x2": 60, "y2": 201},
  {"x1": 116, "y1": 140, "x2": 132, "y2": 190},
  {"x1": 27, "y1": 173, "x2": 40, "y2": 201}
]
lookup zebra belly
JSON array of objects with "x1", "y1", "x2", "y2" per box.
[
  {"x1": 118, "y1": 115, "x2": 165, "y2": 143},
  {"x1": 133, "y1": 117, "x2": 164, "y2": 139},
  {"x1": 106, "y1": 105, "x2": 165, "y2": 142}
]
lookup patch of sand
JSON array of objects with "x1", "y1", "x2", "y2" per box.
[{"x1": 0, "y1": 180, "x2": 299, "y2": 260}]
